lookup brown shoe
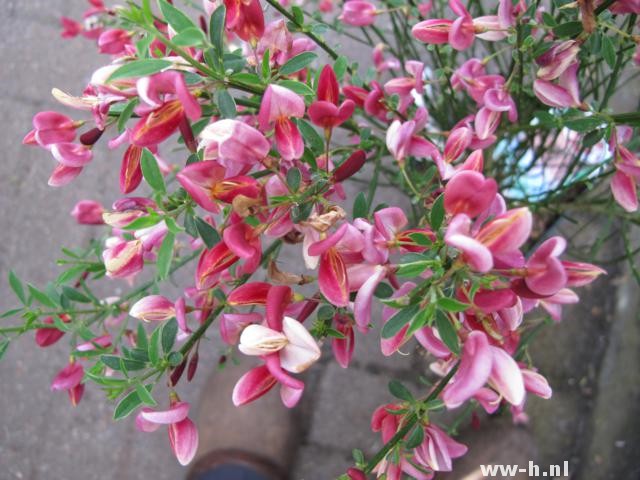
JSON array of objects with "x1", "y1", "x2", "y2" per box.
[{"x1": 187, "y1": 360, "x2": 298, "y2": 480}]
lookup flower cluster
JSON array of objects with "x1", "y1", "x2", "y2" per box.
[{"x1": 3, "y1": 0, "x2": 638, "y2": 476}]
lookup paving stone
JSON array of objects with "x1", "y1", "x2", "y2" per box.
[
  {"x1": 307, "y1": 363, "x2": 391, "y2": 455},
  {"x1": 291, "y1": 444, "x2": 352, "y2": 480}
]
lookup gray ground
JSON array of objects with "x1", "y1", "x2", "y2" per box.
[{"x1": 1, "y1": 2, "x2": 640, "y2": 480}]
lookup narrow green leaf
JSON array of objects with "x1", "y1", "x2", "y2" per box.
[
  {"x1": 172, "y1": 27, "x2": 206, "y2": 47},
  {"x1": 0, "y1": 340, "x2": 10, "y2": 361},
  {"x1": 107, "y1": 59, "x2": 172, "y2": 82},
  {"x1": 195, "y1": 217, "x2": 220, "y2": 249},
  {"x1": 216, "y1": 90, "x2": 237, "y2": 119},
  {"x1": 137, "y1": 322, "x2": 149, "y2": 351},
  {"x1": 553, "y1": 21, "x2": 582, "y2": 38},
  {"x1": 62, "y1": 286, "x2": 92, "y2": 304},
  {"x1": 435, "y1": 310, "x2": 460, "y2": 355},
  {"x1": 156, "y1": 233, "x2": 175, "y2": 280},
  {"x1": 437, "y1": 297, "x2": 470, "y2": 312},
  {"x1": 388, "y1": 380, "x2": 414, "y2": 402},
  {"x1": 210, "y1": 5, "x2": 226, "y2": 56},
  {"x1": 168, "y1": 351, "x2": 184, "y2": 366},
  {"x1": 148, "y1": 326, "x2": 162, "y2": 366},
  {"x1": 430, "y1": 194, "x2": 445, "y2": 230},
  {"x1": 279, "y1": 52, "x2": 317, "y2": 75},
  {"x1": 28, "y1": 284, "x2": 58, "y2": 309},
  {"x1": 405, "y1": 425, "x2": 425, "y2": 449},
  {"x1": 286, "y1": 167, "x2": 302, "y2": 191},
  {"x1": 261, "y1": 49, "x2": 271, "y2": 81},
  {"x1": 135, "y1": 382, "x2": 157, "y2": 406},
  {"x1": 278, "y1": 79, "x2": 315, "y2": 96},
  {"x1": 601, "y1": 35, "x2": 616, "y2": 69},
  {"x1": 8, "y1": 271, "x2": 26, "y2": 304},
  {"x1": 161, "y1": 318, "x2": 178, "y2": 354},
  {"x1": 113, "y1": 388, "x2": 146, "y2": 420},
  {"x1": 353, "y1": 191, "x2": 368, "y2": 219},
  {"x1": 140, "y1": 148, "x2": 166, "y2": 193},
  {"x1": 101, "y1": 355, "x2": 123, "y2": 371},
  {"x1": 381, "y1": 304, "x2": 420, "y2": 339},
  {"x1": 158, "y1": 0, "x2": 197, "y2": 32},
  {"x1": 373, "y1": 283, "x2": 393, "y2": 299},
  {"x1": 297, "y1": 119, "x2": 324, "y2": 153},
  {"x1": 333, "y1": 56, "x2": 348, "y2": 81},
  {"x1": 118, "y1": 98, "x2": 139, "y2": 133},
  {"x1": 563, "y1": 116, "x2": 604, "y2": 132}
]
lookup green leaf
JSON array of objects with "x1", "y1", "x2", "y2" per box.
[
  {"x1": 405, "y1": 425, "x2": 425, "y2": 449},
  {"x1": 353, "y1": 191, "x2": 368, "y2": 219},
  {"x1": 101, "y1": 355, "x2": 123, "y2": 371},
  {"x1": 261, "y1": 48, "x2": 271, "y2": 81},
  {"x1": 158, "y1": 0, "x2": 197, "y2": 32},
  {"x1": 62, "y1": 286, "x2": 92, "y2": 304},
  {"x1": 333, "y1": 56, "x2": 348, "y2": 81},
  {"x1": 172, "y1": 27, "x2": 206, "y2": 47},
  {"x1": 388, "y1": 380, "x2": 414, "y2": 402},
  {"x1": 162, "y1": 318, "x2": 178, "y2": 354},
  {"x1": 113, "y1": 387, "x2": 148, "y2": 420},
  {"x1": 231, "y1": 72, "x2": 262, "y2": 86},
  {"x1": 8, "y1": 271, "x2": 26, "y2": 304},
  {"x1": 405, "y1": 303, "x2": 434, "y2": 338},
  {"x1": 210, "y1": 5, "x2": 226, "y2": 56},
  {"x1": 297, "y1": 119, "x2": 324, "y2": 153},
  {"x1": 600, "y1": 35, "x2": 616, "y2": 69},
  {"x1": 168, "y1": 351, "x2": 184, "y2": 366},
  {"x1": 107, "y1": 59, "x2": 172, "y2": 82},
  {"x1": 292, "y1": 5, "x2": 304, "y2": 23},
  {"x1": 28, "y1": 284, "x2": 58, "y2": 309},
  {"x1": 279, "y1": 52, "x2": 317, "y2": 76},
  {"x1": 122, "y1": 214, "x2": 162, "y2": 231},
  {"x1": 56, "y1": 265, "x2": 86, "y2": 285},
  {"x1": 156, "y1": 233, "x2": 175, "y2": 280},
  {"x1": 553, "y1": 21, "x2": 582, "y2": 38},
  {"x1": 117, "y1": 98, "x2": 139, "y2": 133},
  {"x1": 374, "y1": 283, "x2": 394, "y2": 299},
  {"x1": 135, "y1": 382, "x2": 157, "y2": 406},
  {"x1": 381, "y1": 304, "x2": 420, "y2": 339},
  {"x1": 148, "y1": 327, "x2": 162, "y2": 366},
  {"x1": 429, "y1": 194, "x2": 445, "y2": 230},
  {"x1": 437, "y1": 297, "x2": 470, "y2": 312},
  {"x1": 140, "y1": 148, "x2": 166, "y2": 193},
  {"x1": 137, "y1": 323, "x2": 149, "y2": 351},
  {"x1": 0, "y1": 308, "x2": 23, "y2": 319},
  {"x1": 278, "y1": 79, "x2": 315, "y2": 96},
  {"x1": 286, "y1": 167, "x2": 302, "y2": 191},
  {"x1": 216, "y1": 90, "x2": 237, "y2": 119},
  {"x1": 0, "y1": 340, "x2": 9, "y2": 362},
  {"x1": 435, "y1": 310, "x2": 460, "y2": 355},
  {"x1": 195, "y1": 217, "x2": 220, "y2": 249},
  {"x1": 563, "y1": 116, "x2": 604, "y2": 132}
]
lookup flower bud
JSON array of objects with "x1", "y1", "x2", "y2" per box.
[
  {"x1": 130, "y1": 295, "x2": 176, "y2": 322},
  {"x1": 71, "y1": 200, "x2": 105, "y2": 225}
]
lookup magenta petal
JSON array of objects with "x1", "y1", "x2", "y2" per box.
[
  {"x1": 168, "y1": 417, "x2": 199, "y2": 466},
  {"x1": 176, "y1": 161, "x2": 225, "y2": 212},
  {"x1": 611, "y1": 170, "x2": 638, "y2": 212},
  {"x1": 51, "y1": 143, "x2": 93, "y2": 167},
  {"x1": 449, "y1": 16, "x2": 475, "y2": 51},
  {"x1": 441, "y1": 331, "x2": 492, "y2": 408},
  {"x1": 354, "y1": 265, "x2": 386, "y2": 332},
  {"x1": 51, "y1": 362, "x2": 84, "y2": 391},
  {"x1": 489, "y1": 346, "x2": 525, "y2": 406},
  {"x1": 223, "y1": 222, "x2": 256, "y2": 259},
  {"x1": 274, "y1": 118, "x2": 304, "y2": 160},
  {"x1": 232, "y1": 365, "x2": 277, "y2": 406},
  {"x1": 140, "y1": 401, "x2": 190, "y2": 425},
  {"x1": 318, "y1": 249, "x2": 350, "y2": 307}
]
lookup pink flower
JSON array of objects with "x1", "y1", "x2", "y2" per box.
[
  {"x1": 232, "y1": 286, "x2": 313, "y2": 408},
  {"x1": 415, "y1": 424, "x2": 468, "y2": 471},
  {"x1": 308, "y1": 66, "x2": 355, "y2": 130},
  {"x1": 35, "y1": 315, "x2": 70, "y2": 347},
  {"x1": 130, "y1": 295, "x2": 176, "y2": 322},
  {"x1": 331, "y1": 314, "x2": 355, "y2": 368},
  {"x1": 102, "y1": 239, "x2": 144, "y2": 278},
  {"x1": 524, "y1": 236, "x2": 567, "y2": 296},
  {"x1": 239, "y1": 316, "x2": 321, "y2": 373},
  {"x1": 71, "y1": 200, "x2": 104, "y2": 225},
  {"x1": 258, "y1": 85, "x2": 305, "y2": 160},
  {"x1": 51, "y1": 361, "x2": 85, "y2": 406},
  {"x1": 386, "y1": 107, "x2": 439, "y2": 166},
  {"x1": 136, "y1": 400, "x2": 199, "y2": 466},
  {"x1": 444, "y1": 171, "x2": 497, "y2": 217},
  {"x1": 383, "y1": 61, "x2": 424, "y2": 114},
  {"x1": 24, "y1": 111, "x2": 79, "y2": 147},
  {"x1": 196, "y1": 241, "x2": 240, "y2": 289},
  {"x1": 177, "y1": 160, "x2": 261, "y2": 212},
  {"x1": 199, "y1": 119, "x2": 270, "y2": 174},
  {"x1": 223, "y1": 0, "x2": 265, "y2": 43},
  {"x1": 97, "y1": 29, "x2": 131, "y2": 55},
  {"x1": 339, "y1": 1, "x2": 378, "y2": 27},
  {"x1": 533, "y1": 63, "x2": 581, "y2": 108}
]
